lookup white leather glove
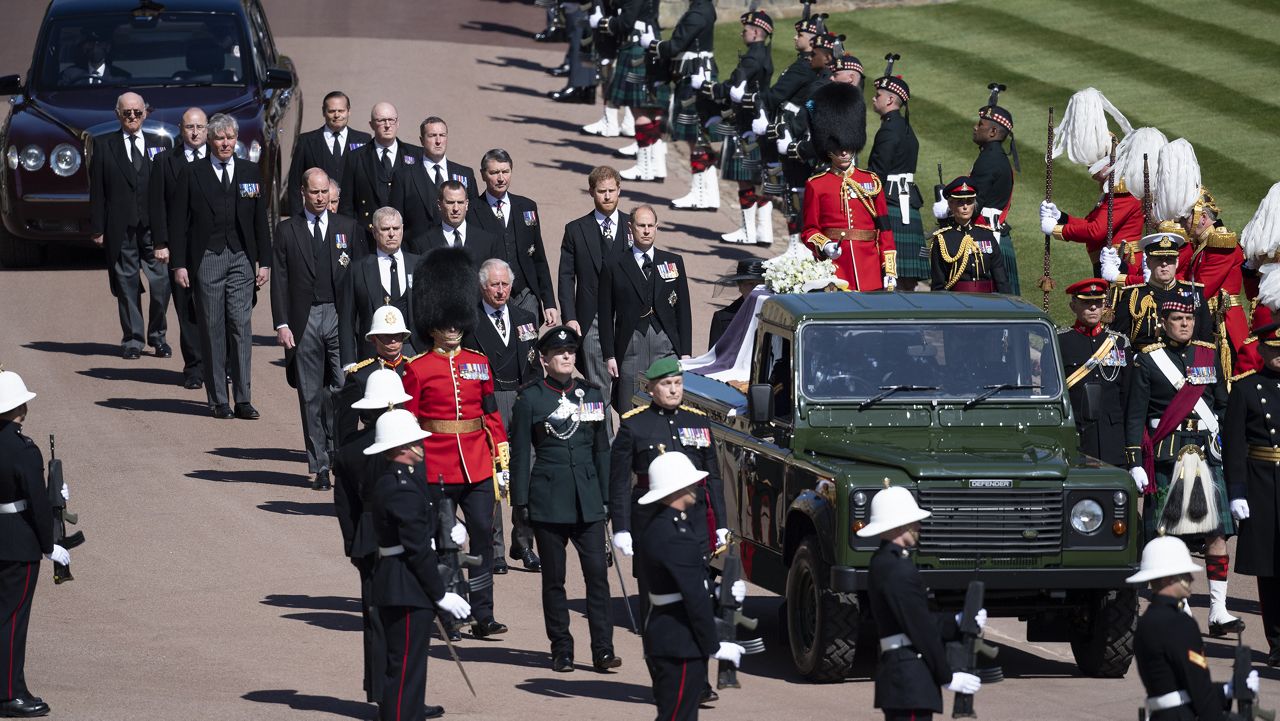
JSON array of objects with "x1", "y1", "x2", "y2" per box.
[
  {"x1": 751, "y1": 109, "x2": 769, "y2": 136},
  {"x1": 1040, "y1": 213, "x2": 1059, "y2": 236},
  {"x1": 1143, "y1": 263, "x2": 1152, "y2": 283},
  {"x1": 956, "y1": 608, "x2": 988, "y2": 629},
  {"x1": 716, "y1": 528, "x2": 730, "y2": 547},
  {"x1": 947, "y1": 672, "x2": 982, "y2": 694},
  {"x1": 60, "y1": 482, "x2": 69, "y2": 501},
  {"x1": 45, "y1": 544, "x2": 70, "y2": 566},
  {"x1": 436, "y1": 592, "x2": 471, "y2": 620},
  {"x1": 1099, "y1": 246, "x2": 1121, "y2": 282},
  {"x1": 729, "y1": 80, "x2": 746, "y2": 103},
  {"x1": 588, "y1": 6, "x2": 603, "y2": 28},
  {"x1": 823, "y1": 241, "x2": 842, "y2": 260},
  {"x1": 1040, "y1": 200, "x2": 1061, "y2": 221},
  {"x1": 497, "y1": 470, "x2": 510, "y2": 491},
  {"x1": 1129, "y1": 466, "x2": 1149, "y2": 493},
  {"x1": 639, "y1": 25, "x2": 656, "y2": 47},
  {"x1": 450, "y1": 522, "x2": 468, "y2": 546},
  {"x1": 776, "y1": 128, "x2": 792, "y2": 155},
  {"x1": 932, "y1": 198, "x2": 950, "y2": 220},
  {"x1": 612, "y1": 531, "x2": 634, "y2": 557},
  {"x1": 731, "y1": 579, "x2": 746, "y2": 604},
  {"x1": 714, "y1": 641, "x2": 745, "y2": 667},
  {"x1": 884, "y1": 275, "x2": 898, "y2": 291},
  {"x1": 1231, "y1": 499, "x2": 1251, "y2": 521},
  {"x1": 1224, "y1": 670, "x2": 1260, "y2": 699},
  {"x1": 690, "y1": 69, "x2": 706, "y2": 90}
]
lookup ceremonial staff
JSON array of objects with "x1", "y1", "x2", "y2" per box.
[
  {"x1": 1040, "y1": 106, "x2": 1056, "y2": 311},
  {"x1": 1102, "y1": 136, "x2": 1118, "y2": 323}
]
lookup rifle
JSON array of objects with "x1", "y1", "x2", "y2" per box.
[
  {"x1": 1040, "y1": 106, "x2": 1056, "y2": 312},
  {"x1": 947, "y1": 581, "x2": 998, "y2": 718},
  {"x1": 714, "y1": 533, "x2": 765, "y2": 689},
  {"x1": 435, "y1": 475, "x2": 483, "y2": 629},
  {"x1": 47, "y1": 435, "x2": 84, "y2": 584},
  {"x1": 1232, "y1": 639, "x2": 1276, "y2": 721}
]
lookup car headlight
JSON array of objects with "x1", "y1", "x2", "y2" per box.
[
  {"x1": 20, "y1": 144, "x2": 45, "y2": 171},
  {"x1": 234, "y1": 141, "x2": 246, "y2": 159},
  {"x1": 247, "y1": 139, "x2": 261, "y2": 162},
  {"x1": 6, "y1": 145, "x2": 16, "y2": 170},
  {"x1": 1070, "y1": 499, "x2": 1104, "y2": 535},
  {"x1": 49, "y1": 143, "x2": 81, "y2": 177}
]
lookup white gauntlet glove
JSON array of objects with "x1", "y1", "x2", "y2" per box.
[
  {"x1": 1231, "y1": 499, "x2": 1251, "y2": 521},
  {"x1": 730, "y1": 579, "x2": 746, "y2": 604},
  {"x1": 436, "y1": 592, "x2": 471, "y2": 620},
  {"x1": 450, "y1": 522, "x2": 468, "y2": 546},
  {"x1": 45, "y1": 544, "x2": 70, "y2": 566},
  {"x1": 1129, "y1": 467, "x2": 1149, "y2": 493},
  {"x1": 947, "y1": 672, "x2": 982, "y2": 694},
  {"x1": 751, "y1": 109, "x2": 769, "y2": 137},
  {"x1": 776, "y1": 128, "x2": 792, "y2": 155},
  {"x1": 611, "y1": 531, "x2": 634, "y2": 557},
  {"x1": 729, "y1": 80, "x2": 747, "y2": 103},
  {"x1": 1099, "y1": 246, "x2": 1122, "y2": 282},
  {"x1": 639, "y1": 25, "x2": 656, "y2": 47},
  {"x1": 823, "y1": 241, "x2": 842, "y2": 260},
  {"x1": 588, "y1": 6, "x2": 603, "y2": 28},
  {"x1": 932, "y1": 198, "x2": 950, "y2": 220},
  {"x1": 714, "y1": 641, "x2": 745, "y2": 667}
]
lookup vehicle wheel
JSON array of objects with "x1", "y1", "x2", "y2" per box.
[
  {"x1": 1069, "y1": 588, "x2": 1136, "y2": 678},
  {"x1": 0, "y1": 224, "x2": 44, "y2": 268},
  {"x1": 786, "y1": 536, "x2": 859, "y2": 682}
]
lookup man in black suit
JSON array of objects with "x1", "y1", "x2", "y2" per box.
[
  {"x1": 339, "y1": 206, "x2": 420, "y2": 368},
  {"x1": 287, "y1": 90, "x2": 372, "y2": 217},
  {"x1": 414, "y1": 181, "x2": 501, "y2": 267},
  {"x1": 462, "y1": 258, "x2": 541, "y2": 573},
  {"x1": 389, "y1": 116, "x2": 478, "y2": 240},
  {"x1": 558, "y1": 165, "x2": 629, "y2": 407},
  {"x1": 468, "y1": 149, "x2": 558, "y2": 326},
  {"x1": 339, "y1": 102, "x2": 422, "y2": 247},
  {"x1": 599, "y1": 205, "x2": 693, "y2": 411},
  {"x1": 272, "y1": 168, "x2": 365, "y2": 488},
  {"x1": 171, "y1": 113, "x2": 271, "y2": 420},
  {"x1": 90, "y1": 91, "x2": 173, "y2": 360},
  {"x1": 150, "y1": 106, "x2": 209, "y2": 388},
  {"x1": 58, "y1": 29, "x2": 130, "y2": 86}
]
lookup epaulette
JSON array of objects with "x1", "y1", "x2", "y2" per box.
[
  {"x1": 1057, "y1": 326, "x2": 1073, "y2": 335},
  {"x1": 1178, "y1": 280, "x2": 1204, "y2": 287},
  {"x1": 808, "y1": 169, "x2": 831, "y2": 181},
  {"x1": 678, "y1": 404, "x2": 706, "y2": 415},
  {"x1": 577, "y1": 378, "x2": 600, "y2": 390},
  {"x1": 1191, "y1": 340, "x2": 1216, "y2": 349},
  {"x1": 462, "y1": 347, "x2": 485, "y2": 357},
  {"x1": 974, "y1": 219, "x2": 994, "y2": 230},
  {"x1": 346, "y1": 357, "x2": 376, "y2": 374},
  {"x1": 621, "y1": 406, "x2": 647, "y2": 419},
  {"x1": 1231, "y1": 369, "x2": 1258, "y2": 382},
  {"x1": 1140, "y1": 343, "x2": 1165, "y2": 354},
  {"x1": 1121, "y1": 283, "x2": 1145, "y2": 290},
  {"x1": 931, "y1": 225, "x2": 951, "y2": 237},
  {"x1": 404, "y1": 351, "x2": 428, "y2": 363}
]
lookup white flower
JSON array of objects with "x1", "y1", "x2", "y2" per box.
[{"x1": 762, "y1": 247, "x2": 841, "y2": 294}]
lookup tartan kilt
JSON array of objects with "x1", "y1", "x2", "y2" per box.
[
  {"x1": 1145, "y1": 460, "x2": 1234, "y2": 542},
  {"x1": 999, "y1": 229, "x2": 1021, "y2": 295},
  {"x1": 889, "y1": 206, "x2": 929, "y2": 279},
  {"x1": 720, "y1": 135, "x2": 762, "y2": 183},
  {"x1": 607, "y1": 43, "x2": 669, "y2": 109},
  {"x1": 670, "y1": 78, "x2": 703, "y2": 142}
]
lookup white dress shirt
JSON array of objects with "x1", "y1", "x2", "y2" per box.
[
  {"x1": 483, "y1": 301, "x2": 510, "y2": 345},
  {"x1": 442, "y1": 220, "x2": 468, "y2": 247},
  {"x1": 212, "y1": 155, "x2": 236, "y2": 184},
  {"x1": 427, "y1": 155, "x2": 449, "y2": 183},
  {"x1": 377, "y1": 248, "x2": 407, "y2": 297},
  {"x1": 305, "y1": 209, "x2": 328, "y2": 240},
  {"x1": 323, "y1": 126, "x2": 348, "y2": 152},
  {"x1": 183, "y1": 144, "x2": 205, "y2": 162},
  {"x1": 122, "y1": 130, "x2": 146, "y2": 163},
  {"x1": 485, "y1": 191, "x2": 509, "y2": 228},
  {"x1": 633, "y1": 245, "x2": 654, "y2": 270},
  {"x1": 375, "y1": 140, "x2": 399, "y2": 166}
]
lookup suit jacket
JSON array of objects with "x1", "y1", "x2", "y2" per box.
[
  {"x1": 148, "y1": 146, "x2": 205, "y2": 251},
  {"x1": 557, "y1": 210, "x2": 631, "y2": 334},
  {"x1": 338, "y1": 140, "x2": 424, "y2": 241},
  {"x1": 414, "y1": 223, "x2": 501, "y2": 269},
  {"x1": 598, "y1": 247, "x2": 692, "y2": 361},
  {"x1": 89, "y1": 130, "x2": 171, "y2": 264},
  {"x1": 338, "y1": 249, "x2": 421, "y2": 367},
  {"x1": 170, "y1": 157, "x2": 271, "y2": 273},
  {"x1": 389, "y1": 158, "x2": 479, "y2": 238},
  {"x1": 462, "y1": 303, "x2": 540, "y2": 392},
  {"x1": 286, "y1": 125, "x2": 373, "y2": 216},
  {"x1": 468, "y1": 193, "x2": 557, "y2": 314}
]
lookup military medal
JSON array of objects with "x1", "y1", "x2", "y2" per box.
[
  {"x1": 678, "y1": 427, "x2": 711, "y2": 448},
  {"x1": 523, "y1": 210, "x2": 538, "y2": 226},
  {"x1": 669, "y1": 290, "x2": 678, "y2": 307},
  {"x1": 459, "y1": 363, "x2": 490, "y2": 380},
  {"x1": 335, "y1": 234, "x2": 348, "y2": 249},
  {"x1": 545, "y1": 387, "x2": 583, "y2": 439},
  {"x1": 404, "y1": 155, "x2": 415, "y2": 165},
  {"x1": 657, "y1": 262, "x2": 679, "y2": 280},
  {"x1": 517, "y1": 323, "x2": 537, "y2": 342},
  {"x1": 338, "y1": 251, "x2": 350, "y2": 267}
]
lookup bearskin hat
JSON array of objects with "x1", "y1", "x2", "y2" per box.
[
  {"x1": 412, "y1": 246, "x2": 478, "y2": 340},
  {"x1": 809, "y1": 81, "x2": 866, "y2": 161}
]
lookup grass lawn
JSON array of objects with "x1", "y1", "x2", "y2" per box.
[{"x1": 711, "y1": 0, "x2": 1280, "y2": 322}]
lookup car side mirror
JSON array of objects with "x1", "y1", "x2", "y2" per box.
[
  {"x1": 748, "y1": 383, "x2": 774, "y2": 425},
  {"x1": 264, "y1": 67, "x2": 293, "y2": 90},
  {"x1": 0, "y1": 75, "x2": 22, "y2": 95}
]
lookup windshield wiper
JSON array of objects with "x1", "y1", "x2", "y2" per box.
[
  {"x1": 858, "y1": 385, "x2": 938, "y2": 411},
  {"x1": 963, "y1": 384, "x2": 1036, "y2": 410}
]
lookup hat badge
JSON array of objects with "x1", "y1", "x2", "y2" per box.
[
  {"x1": 557, "y1": 330, "x2": 567, "y2": 341},
  {"x1": 384, "y1": 310, "x2": 397, "y2": 325}
]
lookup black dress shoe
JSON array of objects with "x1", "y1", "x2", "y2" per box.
[
  {"x1": 1267, "y1": 648, "x2": 1280, "y2": 667},
  {"x1": 699, "y1": 687, "x2": 719, "y2": 706},
  {"x1": 446, "y1": 626, "x2": 461, "y2": 643},
  {"x1": 547, "y1": 63, "x2": 570, "y2": 77},
  {"x1": 533, "y1": 27, "x2": 566, "y2": 43},
  {"x1": 311, "y1": 470, "x2": 331, "y2": 491},
  {"x1": 212, "y1": 404, "x2": 234, "y2": 420},
  {"x1": 183, "y1": 376, "x2": 203, "y2": 390},
  {"x1": 424, "y1": 704, "x2": 444, "y2": 719},
  {"x1": 471, "y1": 619, "x2": 508, "y2": 638},
  {"x1": 518, "y1": 548, "x2": 542, "y2": 572},
  {"x1": 154, "y1": 343, "x2": 173, "y2": 358},
  {"x1": 122, "y1": 347, "x2": 141, "y2": 360},
  {"x1": 593, "y1": 652, "x2": 622, "y2": 672},
  {"x1": 1208, "y1": 617, "x2": 1245, "y2": 637},
  {"x1": 0, "y1": 696, "x2": 50, "y2": 717},
  {"x1": 552, "y1": 653, "x2": 575, "y2": 672},
  {"x1": 234, "y1": 403, "x2": 260, "y2": 420},
  {"x1": 493, "y1": 561, "x2": 509, "y2": 575},
  {"x1": 549, "y1": 86, "x2": 596, "y2": 105}
]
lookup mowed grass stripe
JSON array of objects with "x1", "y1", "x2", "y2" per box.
[{"x1": 1090, "y1": 0, "x2": 1280, "y2": 64}]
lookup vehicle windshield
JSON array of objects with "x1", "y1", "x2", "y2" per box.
[
  {"x1": 799, "y1": 321, "x2": 1061, "y2": 402},
  {"x1": 34, "y1": 13, "x2": 250, "y2": 90}
]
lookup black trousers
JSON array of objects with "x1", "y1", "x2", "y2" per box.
[
  {"x1": 1257, "y1": 575, "x2": 1280, "y2": 654},
  {"x1": 359, "y1": 561, "x2": 387, "y2": 703},
  {"x1": 378, "y1": 605, "x2": 432, "y2": 721},
  {"x1": 445, "y1": 478, "x2": 496, "y2": 622},
  {"x1": 532, "y1": 519, "x2": 613, "y2": 658},
  {"x1": 0, "y1": 561, "x2": 38, "y2": 701},
  {"x1": 172, "y1": 279, "x2": 203, "y2": 382},
  {"x1": 650, "y1": 655, "x2": 706, "y2": 721},
  {"x1": 883, "y1": 712, "x2": 933, "y2": 721}
]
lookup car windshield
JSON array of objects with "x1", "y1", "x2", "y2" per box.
[
  {"x1": 799, "y1": 321, "x2": 1061, "y2": 402},
  {"x1": 34, "y1": 13, "x2": 250, "y2": 90}
]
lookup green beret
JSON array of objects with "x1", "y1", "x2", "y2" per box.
[{"x1": 644, "y1": 356, "x2": 683, "y2": 380}]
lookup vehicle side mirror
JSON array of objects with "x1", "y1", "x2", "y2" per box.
[
  {"x1": 748, "y1": 383, "x2": 774, "y2": 425},
  {"x1": 0, "y1": 75, "x2": 22, "y2": 95},
  {"x1": 264, "y1": 67, "x2": 293, "y2": 90}
]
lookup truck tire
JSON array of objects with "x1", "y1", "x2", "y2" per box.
[
  {"x1": 0, "y1": 224, "x2": 44, "y2": 268},
  {"x1": 1069, "y1": 588, "x2": 1136, "y2": 678},
  {"x1": 786, "y1": 536, "x2": 859, "y2": 682}
]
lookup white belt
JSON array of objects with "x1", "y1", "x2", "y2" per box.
[
  {"x1": 0, "y1": 500, "x2": 28, "y2": 514},
  {"x1": 676, "y1": 51, "x2": 714, "y2": 60},
  {"x1": 1145, "y1": 690, "x2": 1190, "y2": 712},
  {"x1": 888, "y1": 173, "x2": 915, "y2": 224},
  {"x1": 648, "y1": 592, "x2": 682, "y2": 606},
  {"x1": 980, "y1": 207, "x2": 1003, "y2": 241},
  {"x1": 633, "y1": 20, "x2": 647, "y2": 31},
  {"x1": 879, "y1": 633, "x2": 912, "y2": 652},
  {"x1": 378, "y1": 545, "x2": 405, "y2": 557},
  {"x1": 783, "y1": 101, "x2": 801, "y2": 115}
]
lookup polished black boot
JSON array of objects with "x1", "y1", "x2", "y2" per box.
[
  {"x1": 534, "y1": 26, "x2": 567, "y2": 43},
  {"x1": 548, "y1": 85, "x2": 596, "y2": 104},
  {"x1": 547, "y1": 63, "x2": 571, "y2": 78}
]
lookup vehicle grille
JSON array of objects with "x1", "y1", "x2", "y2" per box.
[{"x1": 917, "y1": 488, "x2": 1062, "y2": 564}]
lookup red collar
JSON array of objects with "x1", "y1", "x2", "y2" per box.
[
  {"x1": 1073, "y1": 321, "x2": 1102, "y2": 337},
  {"x1": 380, "y1": 354, "x2": 404, "y2": 368},
  {"x1": 543, "y1": 377, "x2": 575, "y2": 394}
]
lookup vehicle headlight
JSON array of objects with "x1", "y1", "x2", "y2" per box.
[
  {"x1": 20, "y1": 144, "x2": 45, "y2": 171},
  {"x1": 1070, "y1": 499, "x2": 1104, "y2": 535},
  {"x1": 49, "y1": 143, "x2": 81, "y2": 177},
  {"x1": 6, "y1": 145, "x2": 16, "y2": 170},
  {"x1": 247, "y1": 139, "x2": 261, "y2": 162},
  {"x1": 234, "y1": 141, "x2": 246, "y2": 159}
]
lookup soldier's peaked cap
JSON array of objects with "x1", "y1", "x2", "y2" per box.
[
  {"x1": 412, "y1": 247, "x2": 478, "y2": 338},
  {"x1": 1254, "y1": 322, "x2": 1280, "y2": 347},
  {"x1": 1066, "y1": 278, "x2": 1109, "y2": 300},
  {"x1": 809, "y1": 81, "x2": 866, "y2": 159},
  {"x1": 536, "y1": 325, "x2": 580, "y2": 353},
  {"x1": 943, "y1": 177, "x2": 977, "y2": 199}
]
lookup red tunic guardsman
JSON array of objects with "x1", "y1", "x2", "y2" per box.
[
  {"x1": 1233, "y1": 181, "x2": 1280, "y2": 378},
  {"x1": 800, "y1": 81, "x2": 895, "y2": 290},
  {"x1": 403, "y1": 345, "x2": 507, "y2": 486}
]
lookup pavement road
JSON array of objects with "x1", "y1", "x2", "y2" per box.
[{"x1": 0, "y1": 1, "x2": 1273, "y2": 719}]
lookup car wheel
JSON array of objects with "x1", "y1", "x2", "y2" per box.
[
  {"x1": 0, "y1": 224, "x2": 45, "y2": 268},
  {"x1": 1069, "y1": 588, "x2": 1136, "y2": 678},
  {"x1": 786, "y1": 536, "x2": 859, "y2": 682}
]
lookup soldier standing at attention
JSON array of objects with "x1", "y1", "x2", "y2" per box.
[
  {"x1": 1111, "y1": 233, "x2": 1211, "y2": 350},
  {"x1": 510, "y1": 326, "x2": 618, "y2": 673},
  {"x1": 929, "y1": 177, "x2": 1010, "y2": 293},
  {"x1": 869, "y1": 59, "x2": 927, "y2": 290},
  {"x1": 858, "y1": 486, "x2": 982, "y2": 720},
  {"x1": 1059, "y1": 279, "x2": 1130, "y2": 466}
]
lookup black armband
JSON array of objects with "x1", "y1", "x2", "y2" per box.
[{"x1": 481, "y1": 394, "x2": 498, "y2": 414}]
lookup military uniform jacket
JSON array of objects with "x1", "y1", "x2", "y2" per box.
[
  {"x1": 969, "y1": 141, "x2": 1013, "y2": 224},
  {"x1": 602, "y1": 0, "x2": 659, "y2": 41},
  {"x1": 1059, "y1": 322, "x2": 1130, "y2": 466},
  {"x1": 1134, "y1": 595, "x2": 1228, "y2": 721},
  {"x1": 801, "y1": 168, "x2": 895, "y2": 291},
  {"x1": 0, "y1": 420, "x2": 53, "y2": 562},
  {"x1": 335, "y1": 352, "x2": 419, "y2": 447},
  {"x1": 711, "y1": 42, "x2": 773, "y2": 132},
  {"x1": 868, "y1": 110, "x2": 921, "y2": 204},
  {"x1": 402, "y1": 347, "x2": 508, "y2": 485},
  {"x1": 1112, "y1": 281, "x2": 1213, "y2": 349},
  {"x1": 510, "y1": 376, "x2": 611, "y2": 525},
  {"x1": 654, "y1": 0, "x2": 714, "y2": 61},
  {"x1": 639, "y1": 505, "x2": 720, "y2": 660},
  {"x1": 762, "y1": 54, "x2": 817, "y2": 118},
  {"x1": 332, "y1": 424, "x2": 385, "y2": 562},
  {"x1": 1124, "y1": 340, "x2": 1226, "y2": 466},
  {"x1": 929, "y1": 220, "x2": 1010, "y2": 293},
  {"x1": 371, "y1": 462, "x2": 447, "y2": 609},
  {"x1": 1224, "y1": 368, "x2": 1280, "y2": 576},
  {"x1": 608, "y1": 403, "x2": 725, "y2": 534},
  {"x1": 785, "y1": 74, "x2": 830, "y2": 169}
]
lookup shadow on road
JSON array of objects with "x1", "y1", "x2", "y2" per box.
[
  {"x1": 514, "y1": 676, "x2": 652, "y2": 704},
  {"x1": 477, "y1": 56, "x2": 548, "y2": 73},
  {"x1": 258, "y1": 500, "x2": 335, "y2": 517},
  {"x1": 529, "y1": 159, "x2": 596, "y2": 177},
  {"x1": 564, "y1": 596, "x2": 643, "y2": 636},
  {"x1": 25, "y1": 340, "x2": 121, "y2": 357},
  {"x1": 263, "y1": 594, "x2": 363, "y2": 612},
  {"x1": 96, "y1": 397, "x2": 210, "y2": 416},
  {"x1": 459, "y1": 20, "x2": 532, "y2": 39},
  {"x1": 989, "y1": 643, "x2": 1081, "y2": 679},
  {"x1": 209, "y1": 446, "x2": 308, "y2": 463},
  {"x1": 478, "y1": 83, "x2": 546, "y2": 100},
  {"x1": 281, "y1": 611, "x2": 362, "y2": 632},
  {"x1": 78, "y1": 366, "x2": 186, "y2": 386},
  {"x1": 492, "y1": 113, "x2": 584, "y2": 135},
  {"x1": 242, "y1": 690, "x2": 371, "y2": 720},
  {"x1": 427, "y1": 642, "x2": 549, "y2": 670},
  {"x1": 186, "y1": 469, "x2": 310, "y2": 487}
]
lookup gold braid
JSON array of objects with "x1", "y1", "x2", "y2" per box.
[
  {"x1": 839, "y1": 171, "x2": 881, "y2": 223},
  {"x1": 936, "y1": 230, "x2": 980, "y2": 290}
]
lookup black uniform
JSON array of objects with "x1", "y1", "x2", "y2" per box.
[
  {"x1": 651, "y1": 0, "x2": 716, "y2": 143},
  {"x1": 334, "y1": 353, "x2": 418, "y2": 447},
  {"x1": 0, "y1": 419, "x2": 53, "y2": 708},
  {"x1": 969, "y1": 141, "x2": 1019, "y2": 294},
  {"x1": 1112, "y1": 281, "x2": 1213, "y2": 349},
  {"x1": 867, "y1": 541, "x2": 959, "y2": 719},
  {"x1": 710, "y1": 41, "x2": 773, "y2": 184},
  {"x1": 510, "y1": 376, "x2": 613, "y2": 663},
  {"x1": 1134, "y1": 594, "x2": 1229, "y2": 721},
  {"x1": 1058, "y1": 322, "x2": 1131, "y2": 466},
  {"x1": 869, "y1": 109, "x2": 926, "y2": 281},
  {"x1": 370, "y1": 461, "x2": 448, "y2": 721},
  {"x1": 781, "y1": 71, "x2": 831, "y2": 175},
  {"x1": 286, "y1": 125, "x2": 373, "y2": 216},
  {"x1": 929, "y1": 220, "x2": 1011, "y2": 293},
  {"x1": 639, "y1": 504, "x2": 721, "y2": 721},
  {"x1": 760, "y1": 53, "x2": 817, "y2": 166}
]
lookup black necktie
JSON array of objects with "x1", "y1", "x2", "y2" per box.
[
  {"x1": 433, "y1": 165, "x2": 444, "y2": 187},
  {"x1": 389, "y1": 254, "x2": 400, "y2": 299},
  {"x1": 331, "y1": 133, "x2": 341, "y2": 156},
  {"x1": 220, "y1": 162, "x2": 231, "y2": 191},
  {"x1": 312, "y1": 217, "x2": 324, "y2": 265},
  {"x1": 382, "y1": 147, "x2": 393, "y2": 175},
  {"x1": 453, "y1": 229, "x2": 463, "y2": 248},
  {"x1": 642, "y1": 255, "x2": 654, "y2": 280},
  {"x1": 130, "y1": 135, "x2": 143, "y2": 171}
]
